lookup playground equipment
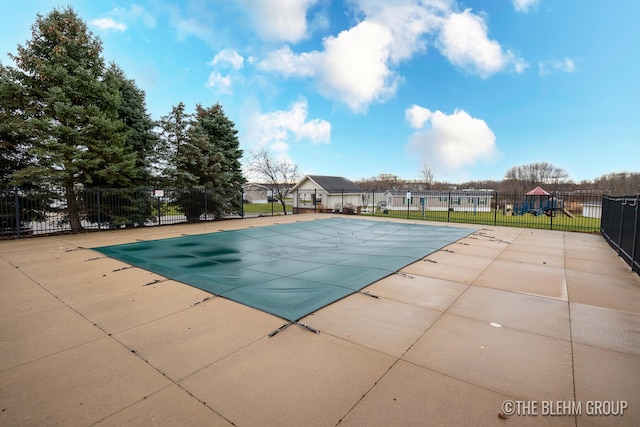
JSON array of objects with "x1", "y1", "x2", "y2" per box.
[{"x1": 512, "y1": 186, "x2": 574, "y2": 218}]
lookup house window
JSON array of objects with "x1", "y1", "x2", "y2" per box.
[
  {"x1": 299, "y1": 193, "x2": 311, "y2": 204},
  {"x1": 439, "y1": 196, "x2": 448, "y2": 202},
  {"x1": 451, "y1": 197, "x2": 461, "y2": 205}
]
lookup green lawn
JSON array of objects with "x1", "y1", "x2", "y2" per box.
[
  {"x1": 239, "y1": 204, "x2": 600, "y2": 233},
  {"x1": 364, "y1": 209, "x2": 601, "y2": 233},
  {"x1": 243, "y1": 202, "x2": 290, "y2": 215}
]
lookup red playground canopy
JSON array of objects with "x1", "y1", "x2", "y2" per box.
[{"x1": 526, "y1": 186, "x2": 550, "y2": 196}]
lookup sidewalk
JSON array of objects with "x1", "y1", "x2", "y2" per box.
[{"x1": 1, "y1": 215, "x2": 638, "y2": 426}]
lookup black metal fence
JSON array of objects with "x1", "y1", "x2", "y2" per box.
[
  {"x1": 0, "y1": 187, "x2": 250, "y2": 238},
  {"x1": 601, "y1": 194, "x2": 640, "y2": 274},
  {"x1": 2, "y1": 187, "x2": 604, "y2": 239},
  {"x1": 292, "y1": 189, "x2": 602, "y2": 234}
]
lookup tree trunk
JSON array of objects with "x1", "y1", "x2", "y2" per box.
[
  {"x1": 281, "y1": 200, "x2": 288, "y2": 215},
  {"x1": 65, "y1": 181, "x2": 83, "y2": 231}
]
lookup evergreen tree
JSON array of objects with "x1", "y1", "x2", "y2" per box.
[
  {"x1": 158, "y1": 102, "x2": 245, "y2": 220},
  {"x1": 104, "y1": 63, "x2": 157, "y2": 186},
  {"x1": 157, "y1": 102, "x2": 192, "y2": 186},
  {"x1": 4, "y1": 7, "x2": 136, "y2": 230},
  {"x1": 0, "y1": 64, "x2": 48, "y2": 232},
  {"x1": 192, "y1": 103, "x2": 245, "y2": 219},
  {"x1": 0, "y1": 63, "x2": 30, "y2": 188},
  {"x1": 83, "y1": 64, "x2": 159, "y2": 228}
]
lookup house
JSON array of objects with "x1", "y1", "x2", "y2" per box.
[
  {"x1": 291, "y1": 175, "x2": 363, "y2": 213},
  {"x1": 242, "y1": 182, "x2": 269, "y2": 203},
  {"x1": 381, "y1": 189, "x2": 493, "y2": 212},
  {"x1": 242, "y1": 182, "x2": 294, "y2": 203}
]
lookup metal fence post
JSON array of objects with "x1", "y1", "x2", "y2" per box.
[
  {"x1": 372, "y1": 190, "x2": 375, "y2": 216},
  {"x1": 97, "y1": 188, "x2": 101, "y2": 231},
  {"x1": 447, "y1": 191, "x2": 451, "y2": 222},
  {"x1": 406, "y1": 191, "x2": 410, "y2": 220},
  {"x1": 617, "y1": 197, "x2": 626, "y2": 256},
  {"x1": 632, "y1": 194, "x2": 639, "y2": 272},
  {"x1": 493, "y1": 191, "x2": 500, "y2": 227},
  {"x1": 549, "y1": 191, "x2": 554, "y2": 230},
  {"x1": 14, "y1": 189, "x2": 20, "y2": 239}
]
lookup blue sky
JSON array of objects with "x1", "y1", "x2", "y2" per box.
[{"x1": 1, "y1": 0, "x2": 638, "y2": 183}]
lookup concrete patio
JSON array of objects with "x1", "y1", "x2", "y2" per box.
[{"x1": 1, "y1": 214, "x2": 638, "y2": 426}]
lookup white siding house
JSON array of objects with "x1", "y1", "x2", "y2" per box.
[
  {"x1": 291, "y1": 175, "x2": 364, "y2": 212},
  {"x1": 381, "y1": 190, "x2": 493, "y2": 212}
]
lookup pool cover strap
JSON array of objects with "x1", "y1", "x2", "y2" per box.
[{"x1": 94, "y1": 218, "x2": 475, "y2": 322}]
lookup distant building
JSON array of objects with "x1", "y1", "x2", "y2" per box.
[
  {"x1": 291, "y1": 175, "x2": 363, "y2": 212},
  {"x1": 381, "y1": 189, "x2": 493, "y2": 212},
  {"x1": 242, "y1": 182, "x2": 269, "y2": 203},
  {"x1": 242, "y1": 182, "x2": 293, "y2": 203}
]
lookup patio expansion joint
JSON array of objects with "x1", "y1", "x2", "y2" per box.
[
  {"x1": 464, "y1": 229, "x2": 525, "y2": 289},
  {"x1": 91, "y1": 380, "x2": 235, "y2": 426},
  {"x1": 88, "y1": 339, "x2": 239, "y2": 427},
  {"x1": 563, "y1": 232, "x2": 579, "y2": 413},
  {"x1": 336, "y1": 273, "x2": 480, "y2": 425},
  {"x1": 90, "y1": 301, "x2": 268, "y2": 426}
]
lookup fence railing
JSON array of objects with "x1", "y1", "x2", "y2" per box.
[
  {"x1": 0, "y1": 187, "x2": 246, "y2": 238},
  {"x1": 2, "y1": 187, "x2": 604, "y2": 239},
  {"x1": 600, "y1": 194, "x2": 640, "y2": 274},
  {"x1": 292, "y1": 189, "x2": 602, "y2": 233}
]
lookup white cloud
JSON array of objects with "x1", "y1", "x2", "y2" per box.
[
  {"x1": 164, "y1": 5, "x2": 215, "y2": 44},
  {"x1": 206, "y1": 72, "x2": 233, "y2": 94},
  {"x1": 406, "y1": 106, "x2": 499, "y2": 177},
  {"x1": 90, "y1": 18, "x2": 127, "y2": 32},
  {"x1": 258, "y1": 46, "x2": 317, "y2": 77},
  {"x1": 209, "y1": 49, "x2": 244, "y2": 70},
  {"x1": 437, "y1": 9, "x2": 527, "y2": 78},
  {"x1": 348, "y1": 0, "x2": 449, "y2": 63},
  {"x1": 206, "y1": 50, "x2": 245, "y2": 94},
  {"x1": 238, "y1": 0, "x2": 318, "y2": 43},
  {"x1": 258, "y1": 2, "x2": 526, "y2": 111},
  {"x1": 259, "y1": 21, "x2": 399, "y2": 113},
  {"x1": 513, "y1": 0, "x2": 541, "y2": 13},
  {"x1": 315, "y1": 21, "x2": 398, "y2": 112},
  {"x1": 539, "y1": 58, "x2": 576, "y2": 76},
  {"x1": 405, "y1": 104, "x2": 433, "y2": 129},
  {"x1": 113, "y1": 5, "x2": 157, "y2": 28},
  {"x1": 248, "y1": 99, "x2": 331, "y2": 153}
]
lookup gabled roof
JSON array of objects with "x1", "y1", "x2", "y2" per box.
[{"x1": 294, "y1": 175, "x2": 362, "y2": 193}]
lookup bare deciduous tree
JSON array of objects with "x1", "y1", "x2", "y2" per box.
[
  {"x1": 356, "y1": 173, "x2": 400, "y2": 191},
  {"x1": 504, "y1": 162, "x2": 568, "y2": 192},
  {"x1": 247, "y1": 148, "x2": 300, "y2": 215},
  {"x1": 420, "y1": 162, "x2": 434, "y2": 189},
  {"x1": 593, "y1": 172, "x2": 640, "y2": 195}
]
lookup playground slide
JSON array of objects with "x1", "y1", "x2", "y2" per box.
[
  {"x1": 544, "y1": 207, "x2": 575, "y2": 218},
  {"x1": 561, "y1": 207, "x2": 574, "y2": 218}
]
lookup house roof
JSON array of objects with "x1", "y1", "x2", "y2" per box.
[{"x1": 296, "y1": 175, "x2": 363, "y2": 193}]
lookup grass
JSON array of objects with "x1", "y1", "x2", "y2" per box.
[
  {"x1": 243, "y1": 202, "x2": 290, "y2": 215},
  {"x1": 365, "y1": 209, "x2": 601, "y2": 233},
  {"x1": 240, "y1": 203, "x2": 601, "y2": 233}
]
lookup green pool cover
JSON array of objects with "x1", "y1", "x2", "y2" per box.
[{"x1": 94, "y1": 218, "x2": 475, "y2": 321}]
